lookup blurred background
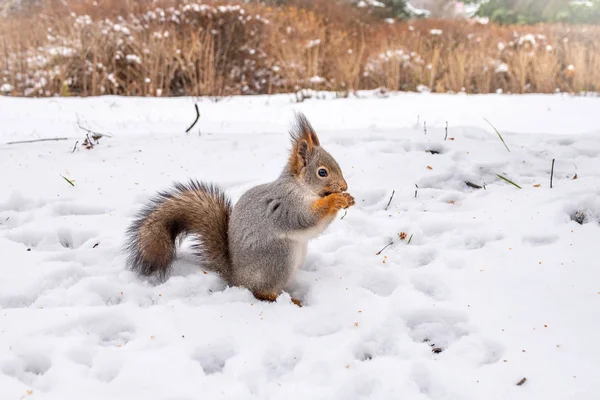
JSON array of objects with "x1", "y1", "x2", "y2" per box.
[{"x1": 1, "y1": 0, "x2": 598, "y2": 97}]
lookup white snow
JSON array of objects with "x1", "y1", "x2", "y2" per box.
[
  {"x1": 125, "y1": 54, "x2": 142, "y2": 65},
  {"x1": 356, "y1": 0, "x2": 385, "y2": 8},
  {"x1": 0, "y1": 83, "x2": 12, "y2": 93},
  {"x1": 1, "y1": 92, "x2": 600, "y2": 399},
  {"x1": 518, "y1": 34, "x2": 537, "y2": 47},
  {"x1": 494, "y1": 62, "x2": 509, "y2": 74},
  {"x1": 305, "y1": 39, "x2": 321, "y2": 49}
]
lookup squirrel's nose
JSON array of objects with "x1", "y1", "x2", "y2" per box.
[{"x1": 340, "y1": 180, "x2": 348, "y2": 192}]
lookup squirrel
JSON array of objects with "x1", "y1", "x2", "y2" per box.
[{"x1": 124, "y1": 113, "x2": 355, "y2": 306}]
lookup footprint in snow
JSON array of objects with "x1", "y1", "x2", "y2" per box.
[
  {"x1": 1, "y1": 351, "x2": 53, "y2": 386},
  {"x1": 51, "y1": 201, "x2": 112, "y2": 216},
  {"x1": 6, "y1": 226, "x2": 100, "y2": 251},
  {"x1": 192, "y1": 342, "x2": 235, "y2": 375},
  {"x1": 0, "y1": 262, "x2": 87, "y2": 308},
  {"x1": 359, "y1": 270, "x2": 400, "y2": 297},
  {"x1": 403, "y1": 308, "x2": 471, "y2": 351},
  {"x1": 522, "y1": 234, "x2": 559, "y2": 247}
]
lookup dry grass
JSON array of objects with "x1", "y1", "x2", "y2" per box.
[{"x1": 1, "y1": 0, "x2": 600, "y2": 97}]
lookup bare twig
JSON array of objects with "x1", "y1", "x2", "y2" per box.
[
  {"x1": 550, "y1": 159, "x2": 555, "y2": 188},
  {"x1": 414, "y1": 184, "x2": 418, "y2": 198},
  {"x1": 186, "y1": 104, "x2": 201, "y2": 134},
  {"x1": 385, "y1": 190, "x2": 395, "y2": 211},
  {"x1": 444, "y1": 121, "x2": 448, "y2": 140},
  {"x1": 516, "y1": 377, "x2": 527, "y2": 386},
  {"x1": 77, "y1": 119, "x2": 112, "y2": 138},
  {"x1": 341, "y1": 209, "x2": 348, "y2": 220},
  {"x1": 83, "y1": 134, "x2": 94, "y2": 149},
  {"x1": 60, "y1": 175, "x2": 75, "y2": 187},
  {"x1": 7, "y1": 138, "x2": 68, "y2": 145},
  {"x1": 407, "y1": 234, "x2": 413, "y2": 244},
  {"x1": 465, "y1": 181, "x2": 482, "y2": 189},
  {"x1": 497, "y1": 174, "x2": 522, "y2": 189},
  {"x1": 424, "y1": 121, "x2": 427, "y2": 135},
  {"x1": 375, "y1": 240, "x2": 393, "y2": 255},
  {"x1": 71, "y1": 141, "x2": 79, "y2": 153}
]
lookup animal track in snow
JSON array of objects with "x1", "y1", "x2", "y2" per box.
[
  {"x1": 66, "y1": 347, "x2": 94, "y2": 368},
  {"x1": 410, "y1": 273, "x2": 450, "y2": 301},
  {"x1": 359, "y1": 270, "x2": 400, "y2": 297},
  {"x1": 263, "y1": 347, "x2": 302, "y2": 379},
  {"x1": 444, "y1": 231, "x2": 504, "y2": 250},
  {"x1": 522, "y1": 234, "x2": 559, "y2": 246},
  {"x1": 0, "y1": 262, "x2": 87, "y2": 308},
  {"x1": 404, "y1": 308, "x2": 471, "y2": 350},
  {"x1": 52, "y1": 201, "x2": 111, "y2": 217},
  {"x1": 353, "y1": 328, "x2": 400, "y2": 362},
  {"x1": 52, "y1": 311, "x2": 136, "y2": 347},
  {"x1": 401, "y1": 247, "x2": 439, "y2": 269},
  {"x1": 192, "y1": 342, "x2": 235, "y2": 375},
  {"x1": 1, "y1": 351, "x2": 52, "y2": 386},
  {"x1": 6, "y1": 226, "x2": 99, "y2": 251}
]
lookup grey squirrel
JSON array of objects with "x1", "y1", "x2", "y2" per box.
[{"x1": 124, "y1": 113, "x2": 355, "y2": 306}]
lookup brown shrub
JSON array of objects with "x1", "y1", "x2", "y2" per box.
[{"x1": 1, "y1": 1, "x2": 600, "y2": 97}]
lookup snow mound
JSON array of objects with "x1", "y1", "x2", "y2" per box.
[{"x1": 1, "y1": 92, "x2": 600, "y2": 399}]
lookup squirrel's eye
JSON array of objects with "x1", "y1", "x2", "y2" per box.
[{"x1": 318, "y1": 168, "x2": 328, "y2": 178}]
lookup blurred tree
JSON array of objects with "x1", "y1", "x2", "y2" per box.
[{"x1": 464, "y1": 0, "x2": 600, "y2": 24}]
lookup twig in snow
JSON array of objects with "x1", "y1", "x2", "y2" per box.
[
  {"x1": 484, "y1": 118, "x2": 510, "y2": 152},
  {"x1": 60, "y1": 175, "x2": 75, "y2": 187},
  {"x1": 385, "y1": 190, "x2": 396, "y2": 211},
  {"x1": 375, "y1": 240, "x2": 394, "y2": 255},
  {"x1": 414, "y1": 184, "x2": 418, "y2": 198},
  {"x1": 550, "y1": 159, "x2": 555, "y2": 188},
  {"x1": 71, "y1": 141, "x2": 79, "y2": 153},
  {"x1": 465, "y1": 181, "x2": 482, "y2": 189},
  {"x1": 496, "y1": 174, "x2": 522, "y2": 189},
  {"x1": 407, "y1": 234, "x2": 414, "y2": 244},
  {"x1": 424, "y1": 121, "x2": 427, "y2": 135},
  {"x1": 341, "y1": 209, "x2": 348, "y2": 220},
  {"x1": 444, "y1": 121, "x2": 448, "y2": 140},
  {"x1": 186, "y1": 104, "x2": 201, "y2": 134},
  {"x1": 516, "y1": 377, "x2": 527, "y2": 386},
  {"x1": 77, "y1": 118, "x2": 112, "y2": 139},
  {"x1": 7, "y1": 138, "x2": 68, "y2": 145},
  {"x1": 82, "y1": 134, "x2": 95, "y2": 149}
]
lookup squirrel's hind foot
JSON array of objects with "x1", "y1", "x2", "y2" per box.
[{"x1": 253, "y1": 291, "x2": 303, "y2": 307}]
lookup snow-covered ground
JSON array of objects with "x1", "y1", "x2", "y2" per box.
[{"x1": 1, "y1": 92, "x2": 599, "y2": 399}]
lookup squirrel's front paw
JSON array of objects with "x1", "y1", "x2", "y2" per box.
[
  {"x1": 341, "y1": 192, "x2": 355, "y2": 209},
  {"x1": 328, "y1": 192, "x2": 351, "y2": 211}
]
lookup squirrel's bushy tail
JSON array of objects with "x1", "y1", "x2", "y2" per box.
[{"x1": 125, "y1": 180, "x2": 232, "y2": 280}]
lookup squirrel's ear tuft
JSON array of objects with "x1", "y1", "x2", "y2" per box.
[
  {"x1": 288, "y1": 113, "x2": 318, "y2": 176},
  {"x1": 290, "y1": 112, "x2": 320, "y2": 149}
]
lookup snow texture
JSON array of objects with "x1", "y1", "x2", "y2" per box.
[{"x1": 1, "y1": 91, "x2": 600, "y2": 399}]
